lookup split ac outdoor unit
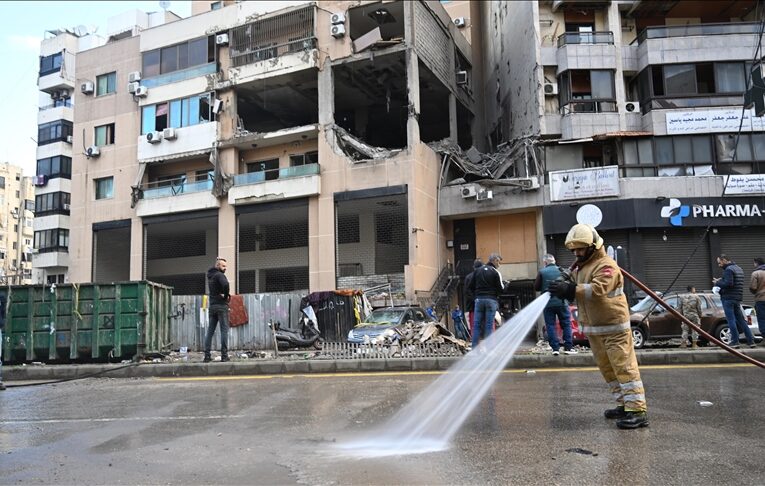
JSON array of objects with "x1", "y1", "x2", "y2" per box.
[
  {"x1": 51, "y1": 90, "x2": 61, "y2": 100},
  {"x1": 544, "y1": 83, "x2": 558, "y2": 96},
  {"x1": 216, "y1": 33, "x2": 229, "y2": 45},
  {"x1": 63, "y1": 203, "x2": 71, "y2": 210},
  {"x1": 517, "y1": 177, "x2": 541, "y2": 191},
  {"x1": 622, "y1": 101, "x2": 641, "y2": 113},
  {"x1": 128, "y1": 71, "x2": 141, "y2": 83},
  {"x1": 162, "y1": 127, "x2": 177, "y2": 140},
  {"x1": 59, "y1": 89, "x2": 70, "y2": 99},
  {"x1": 454, "y1": 17, "x2": 467, "y2": 28},
  {"x1": 456, "y1": 71, "x2": 468, "y2": 86},
  {"x1": 330, "y1": 12, "x2": 346, "y2": 25},
  {"x1": 461, "y1": 185, "x2": 476, "y2": 198},
  {"x1": 331, "y1": 24, "x2": 346, "y2": 38},
  {"x1": 81, "y1": 81, "x2": 94, "y2": 94},
  {"x1": 86, "y1": 145, "x2": 100, "y2": 157},
  {"x1": 65, "y1": 135, "x2": 73, "y2": 144},
  {"x1": 146, "y1": 131, "x2": 162, "y2": 144},
  {"x1": 135, "y1": 86, "x2": 148, "y2": 97}
]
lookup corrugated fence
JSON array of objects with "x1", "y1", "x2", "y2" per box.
[{"x1": 170, "y1": 292, "x2": 303, "y2": 352}]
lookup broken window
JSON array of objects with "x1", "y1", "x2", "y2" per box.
[
  {"x1": 236, "y1": 70, "x2": 318, "y2": 133},
  {"x1": 229, "y1": 6, "x2": 316, "y2": 67},
  {"x1": 419, "y1": 62, "x2": 451, "y2": 144},
  {"x1": 93, "y1": 224, "x2": 130, "y2": 282},
  {"x1": 141, "y1": 93, "x2": 213, "y2": 134},
  {"x1": 558, "y1": 70, "x2": 616, "y2": 113},
  {"x1": 246, "y1": 158, "x2": 279, "y2": 181},
  {"x1": 349, "y1": 1, "x2": 404, "y2": 43},
  {"x1": 142, "y1": 36, "x2": 214, "y2": 77},
  {"x1": 95, "y1": 123, "x2": 115, "y2": 146}
]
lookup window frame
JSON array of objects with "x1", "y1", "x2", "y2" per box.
[
  {"x1": 94, "y1": 123, "x2": 116, "y2": 147},
  {"x1": 36, "y1": 156, "x2": 72, "y2": 179},
  {"x1": 39, "y1": 52, "x2": 63, "y2": 76},
  {"x1": 96, "y1": 71, "x2": 117, "y2": 96},
  {"x1": 37, "y1": 120, "x2": 73, "y2": 145},
  {"x1": 141, "y1": 92, "x2": 214, "y2": 134},
  {"x1": 94, "y1": 177, "x2": 114, "y2": 200},
  {"x1": 141, "y1": 36, "x2": 215, "y2": 78},
  {"x1": 34, "y1": 228, "x2": 69, "y2": 253}
]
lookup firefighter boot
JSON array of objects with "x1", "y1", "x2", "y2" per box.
[
  {"x1": 604, "y1": 406, "x2": 627, "y2": 419},
  {"x1": 616, "y1": 411, "x2": 649, "y2": 429},
  {"x1": 691, "y1": 341, "x2": 698, "y2": 349},
  {"x1": 679, "y1": 341, "x2": 687, "y2": 348}
]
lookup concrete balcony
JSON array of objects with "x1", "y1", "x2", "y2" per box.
[
  {"x1": 136, "y1": 122, "x2": 217, "y2": 163},
  {"x1": 542, "y1": 114, "x2": 562, "y2": 136},
  {"x1": 223, "y1": 49, "x2": 319, "y2": 88},
  {"x1": 34, "y1": 177, "x2": 71, "y2": 195},
  {"x1": 556, "y1": 42, "x2": 617, "y2": 75},
  {"x1": 228, "y1": 163, "x2": 321, "y2": 205},
  {"x1": 37, "y1": 104, "x2": 73, "y2": 125},
  {"x1": 560, "y1": 110, "x2": 620, "y2": 140},
  {"x1": 34, "y1": 214, "x2": 70, "y2": 232},
  {"x1": 636, "y1": 22, "x2": 762, "y2": 71},
  {"x1": 32, "y1": 251, "x2": 69, "y2": 269},
  {"x1": 135, "y1": 178, "x2": 220, "y2": 217},
  {"x1": 38, "y1": 69, "x2": 74, "y2": 95},
  {"x1": 36, "y1": 141, "x2": 72, "y2": 161}
]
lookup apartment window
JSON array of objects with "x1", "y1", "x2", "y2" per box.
[
  {"x1": 141, "y1": 93, "x2": 213, "y2": 134},
  {"x1": 24, "y1": 218, "x2": 32, "y2": 227},
  {"x1": 195, "y1": 169, "x2": 213, "y2": 182},
  {"x1": 36, "y1": 156, "x2": 72, "y2": 179},
  {"x1": 96, "y1": 72, "x2": 117, "y2": 96},
  {"x1": 142, "y1": 36, "x2": 214, "y2": 77},
  {"x1": 95, "y1": 123, "x2": 115, "y2": 146},
  {"x1": 15, "y1": 190, "x2": 19, "y2": 198},
  {"x1": 35, "y1": 192, "x2": 71, "y2": 215},
  {"x1": 289, "y1": 151, "x2": 318, "y2": 166},
  {"x1": 39, "y1": 52, "x2": 63, "y2": 76},
  {"x1": 558, "y1": 70, "x2": 616, "y2": 114},
  {"x1": 715, "y1": 133, "x2": 765, "y2": 174},
  {"x1": 12, "y1": 242, "x2": 16, "y2": 250},
  {"x1": 38, "y1": 120, "x2": 73, "y2": 145},
  {"x1": 246, "y1": 158, "x2": 280, "y2": 181},
  {"x1": 13, "y1": 225, "x2": 18, "y2": 233},
  {"x1": 12, "y1": 259, "x2": 17, "y2": 268},
  {"x1": 15, "y1": 174, "x2": 19, "y2": 181},
  {"x1": 0, "y1": 176, "x2": 5, "y2": 189},
  {"x1": 211, "y1": 1, "x2": 222, "y2": 9},
  {"x1": 622, "y1": 136, "x2": 714, "y2": 177},
  {"x1": 25, "y1": 200, "x2": 34, "y2": 212},
  {"x1": 95, "y1": 177, "x2": 114, "y2": 200},
  {"x1": 34, "y1": 228, "x2": 69, "y2": 253}
]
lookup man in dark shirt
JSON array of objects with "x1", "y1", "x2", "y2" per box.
[
  {"x1": 714, "y1": 254, "x2": 755, "y2": 348},
  {"x1": 463, "y1": 259, "x2": 482, "y2": 337},
  {"x1": 205, "y1": 257, "x2": 231, "y2": 362},
  {"x1": 469, "y1": 253, "x2": 505, "y2": 349}
]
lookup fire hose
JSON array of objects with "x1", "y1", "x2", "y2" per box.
[{"x1": 620, "y1": 267, "x2": 765, "y2": 370}]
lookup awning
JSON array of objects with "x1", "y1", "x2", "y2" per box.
[
  {"x1": 138, "y1": 148, "x2": 212, "y2": 164},
  {"x1": 593, "y1": 131, "x2": 653, "y2": 140}
]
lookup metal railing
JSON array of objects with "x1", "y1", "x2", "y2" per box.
[
  {"x1": 230, "y1": 6, "x2": 316, "y2": 67},
  {"x1": 560, "y1": 100, "x2": 618, "y2": 114},
  {"x1": 320, "y1": 341, "x2": 463, "y2": 360},
  {"x1": 636, "y1": 21, "x2": 761, "y2": 44},
  {"x1": 141, "y1": 176, "x2": 213, "y2": 199},
  {"x1": 558, "y1": 31, "x2": 614, "y2": 47},
  {"x1": 233, "y1": 163, "x2": 319, "y2": 186},
  {"x1": 39, "y1": 100, "x2": 72, "y2": 111}
]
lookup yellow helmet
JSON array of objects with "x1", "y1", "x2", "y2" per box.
[{"x1": 565, "y1": 224, "x2": 604, "y2": 250}]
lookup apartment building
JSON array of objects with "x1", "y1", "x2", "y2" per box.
[
  {"x1": 0, "y1": 163, "x2": 34, "y2": 285},
  {"x1": 66, "y1": 0, "x2": 483, "y2": 302},
  {"x1": 440, "y1": 0, "x2": 765, "y2": 305}
]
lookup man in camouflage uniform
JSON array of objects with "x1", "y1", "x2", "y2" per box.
[{"x1": 679, "y1": 285, "x2": 701, "y2": 349}]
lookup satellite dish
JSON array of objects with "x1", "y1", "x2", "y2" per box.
[
  {"x1": 159, "y1": 0, "x2": 171, "y2": 10},
  {"x1": 76, "y1": 24, "x2": 88, "y2": 36}
]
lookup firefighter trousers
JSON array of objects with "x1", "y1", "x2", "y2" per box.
[{"x1": 588, "y1": 330, "x2": 647, "y2": 412}]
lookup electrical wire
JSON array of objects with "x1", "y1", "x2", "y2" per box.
[{"x1": 3, "y1": 361, "x2": 143, "y2": 388}]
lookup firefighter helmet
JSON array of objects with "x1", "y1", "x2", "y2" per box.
[{"x1": 565, "y1": 224, "x2": 604, "y2": 250}]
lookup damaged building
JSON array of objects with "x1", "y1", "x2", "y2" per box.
[{"x1": 65, "y1": 0, "x2": 483, "y2": 303}]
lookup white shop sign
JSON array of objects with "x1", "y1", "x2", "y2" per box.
[
  {"x1": 723, "y1": 174, "x2": 765, "y2": 195},
  {"x1": 666, "y1": 108, "x2": 765, "y2": 135},
  {"x1": 549, "y1": 166, "x2": 620, "y2": 202}
]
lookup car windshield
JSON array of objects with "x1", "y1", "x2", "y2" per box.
[
  {"x1": 631, "y1": 296, "x2": 657, "y2": 313},
  {"x1": 359, "y1": 310, "x2": 404, "y2": 326}
]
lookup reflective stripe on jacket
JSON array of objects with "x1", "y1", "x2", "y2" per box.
[{"x1": 574, "y1": 247, "x2": 630, "y2": 335}]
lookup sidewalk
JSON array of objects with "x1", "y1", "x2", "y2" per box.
[{"x1": 4, "y1": 345, "x2": 763, "y2": 382}]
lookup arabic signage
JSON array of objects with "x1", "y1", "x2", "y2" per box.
[
  {"x1": 549, "y1": 166, "x2": 620, "y2": 202},
  {"x1": 543, "y1": 197, "x2": 765, "y2": 234},
  {"x1": 723, "y1": 174, "x2": 765, "y2": 195},
  {"x1": 666, "y1": 108, "x2": 765, "y2": 135}
]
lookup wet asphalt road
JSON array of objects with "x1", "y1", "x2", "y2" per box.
[{"x1": 1, "y1": 364, "x2": 763, "y2": 485}]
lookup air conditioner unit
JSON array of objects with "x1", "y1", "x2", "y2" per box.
[
  {"x1": 81, "y1": 81, "x2": 94, "y2": 94},
  {"x1": 128, "y1": 82, "x2": 139, "y2": 94},
  {"x1": 128, "y1": 71, "x2": 141, "y2": 83},
  {"x1": 59, "y1": 89, "x2": 70, "y2": 99},
  {"x1": 162, "y1": 127, "x2": 177, "y2": 140},
  {"x1": 456, "y1": 70, "x2": 468, "y2": 86},
  {"x1": 31, "y1": 248, "x2": 39, "y2": 254},
  {"x1": 517, "y1": 177, "x2": 541, "y2": 191},
  {"x1": 454, "y1": 17, "x2": 467, "y2": 28},
  {"x1": 476, "y1": 188, "x2": 493, "y2": 201},
  {"x1": 622, "y1": 101, "x2": 641, "y2": 113},
  {"x1": 544, "y1": 83, "x2": 558, "y2": 96},
  {"x1": 65, "y1": 135, "x2": 73, "y2": 144},
  {"x1": 146, "y1": 131, "x2": 162, "y2": 144},
  {"x1": 461, "y1": 185, "x2": 476, "y2": 198},
  {"x1": 330, "y1": 12, "x2": 346, "y2": 25},
  {"x1": 134, "y1": 86, "x2": 148, "y2": 97},
  {"x1": 86, "y1": 145, "x2": 100, "y2": 157},
  {"x1": 216, "y1": 33, "x2": 229, "y2": 45},
  {"x1": 63, "y1": 203, "x2": 71, "y2": 210},
  {"x1": 331, "y1": 24, "x2": 346, "y2": 38}
]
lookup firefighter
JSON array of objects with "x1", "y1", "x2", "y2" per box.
[{"x1": 549, "y1": 224, "x2": 648, "y2": 429}]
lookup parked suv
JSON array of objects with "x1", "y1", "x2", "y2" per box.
[
  {"x1": 547, "y1": 304, "x2": 651, "y2": 349},
  {"x1": 629, "y1": 292, "x2": 761, "y2": 346}
]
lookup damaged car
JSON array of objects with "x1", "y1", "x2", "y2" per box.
[{"x1": 347, "y1": 306, "x2": 432, "y2": 344}]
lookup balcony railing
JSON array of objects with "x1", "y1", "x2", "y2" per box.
[
  {"x1": 141, "y1": 176, "x2": 213, "y2": 199},
  {"x1": 636, "y1": 21, "x2": 761, "y2": 44},
  {"x1": 561, "y1": 100, "x2": 617, "y2": 115},
  {"x1": 233, "y1": 163, "x2": 320, "y2": 185},
  {"x1": 642, "y1": 94, "x2": 745, "y2": 114},
  {"x1": 558, "y1": 31, "x2": 614, "y2": 47},
  {"x1": 39, "y1": 100, "x2": 72, "y2": 111}
]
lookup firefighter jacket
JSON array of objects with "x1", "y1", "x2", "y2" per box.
[
  {"x1": 573, "y1": 247, "x2": 630, "y2": 335},
  {"x1": 749, "y1": 264, "x2": 765, "y2": 302},
  {"x1": 679, "y1": 293, "x2": 702, "y2": 321}
]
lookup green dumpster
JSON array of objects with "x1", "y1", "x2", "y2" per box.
[{"x1": 2, "y1": 281, "x2": 172, "y2": 363}]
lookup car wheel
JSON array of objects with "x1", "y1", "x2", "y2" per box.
[
  {"x1": 632, "y1": 327, "x2": 646, "y2": 349},
  {"x1": 714, "y1": 323, "x2": 732, "y2": 345},
  {"x1": 313, "y1": 338, "x2": 324, "y2": 350}
]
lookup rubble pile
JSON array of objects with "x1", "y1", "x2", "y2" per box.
[
  {"x1": 429, "y1": 138, "x2": 541, "y2": 186},
  {"x1": 376, "y1": 320, "x2": 469, "y2": 353}
]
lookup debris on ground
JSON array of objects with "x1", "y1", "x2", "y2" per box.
[
  {"x1": 365, "y1": 320, "x2": 470, "y2": 354},
  {"x1": 697, "y1": 401, "x2": 714, "y2": 407}
]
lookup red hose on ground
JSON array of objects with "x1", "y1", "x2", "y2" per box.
[{"x1": 620, "y1": 267, "x2": 765, "y2": 370}]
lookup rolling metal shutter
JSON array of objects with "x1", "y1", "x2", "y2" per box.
[
  {"x1": 719, "y1": 227, "x2": 765, "y2": 305},
  {"x1": 641, "y1": 228, "x2": 712, "y2": 296}
]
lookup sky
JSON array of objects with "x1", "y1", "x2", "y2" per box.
[{"x1": 0, "y1": 1, "x2": 192, "y2": 176}]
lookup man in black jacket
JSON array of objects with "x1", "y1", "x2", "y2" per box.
[
  {"x1": 714, "y1": 254, "x2": 755, "y2": 348},
  {"x1": 205, "y1": 257, "x2": 231, "y2": 362},
  {"x1": 469, "y1": 253, "x2": 505, "y2": 349},
  {"x1": 463, "y1": 259, "x2": 482, "y2": 337}
]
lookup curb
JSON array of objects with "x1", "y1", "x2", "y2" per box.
[{"x1": 4, "y1": 349, "x2": 764, "y2": 382}]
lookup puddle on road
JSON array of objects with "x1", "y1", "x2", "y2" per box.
[{"x1": 334, "y1": 294, "x2": 551, "y2": 458}]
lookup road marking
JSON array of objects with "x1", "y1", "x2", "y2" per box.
[
  {"x1": 0, "y1": 414, "x2": 246, "y2": 425},
  {"x1": 156, "y1": 363, "x2": 753, "y2": 382}
]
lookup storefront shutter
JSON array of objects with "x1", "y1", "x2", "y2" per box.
[{"x1": 641, "y1": 228, "x2": 712, "y2": 296}]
